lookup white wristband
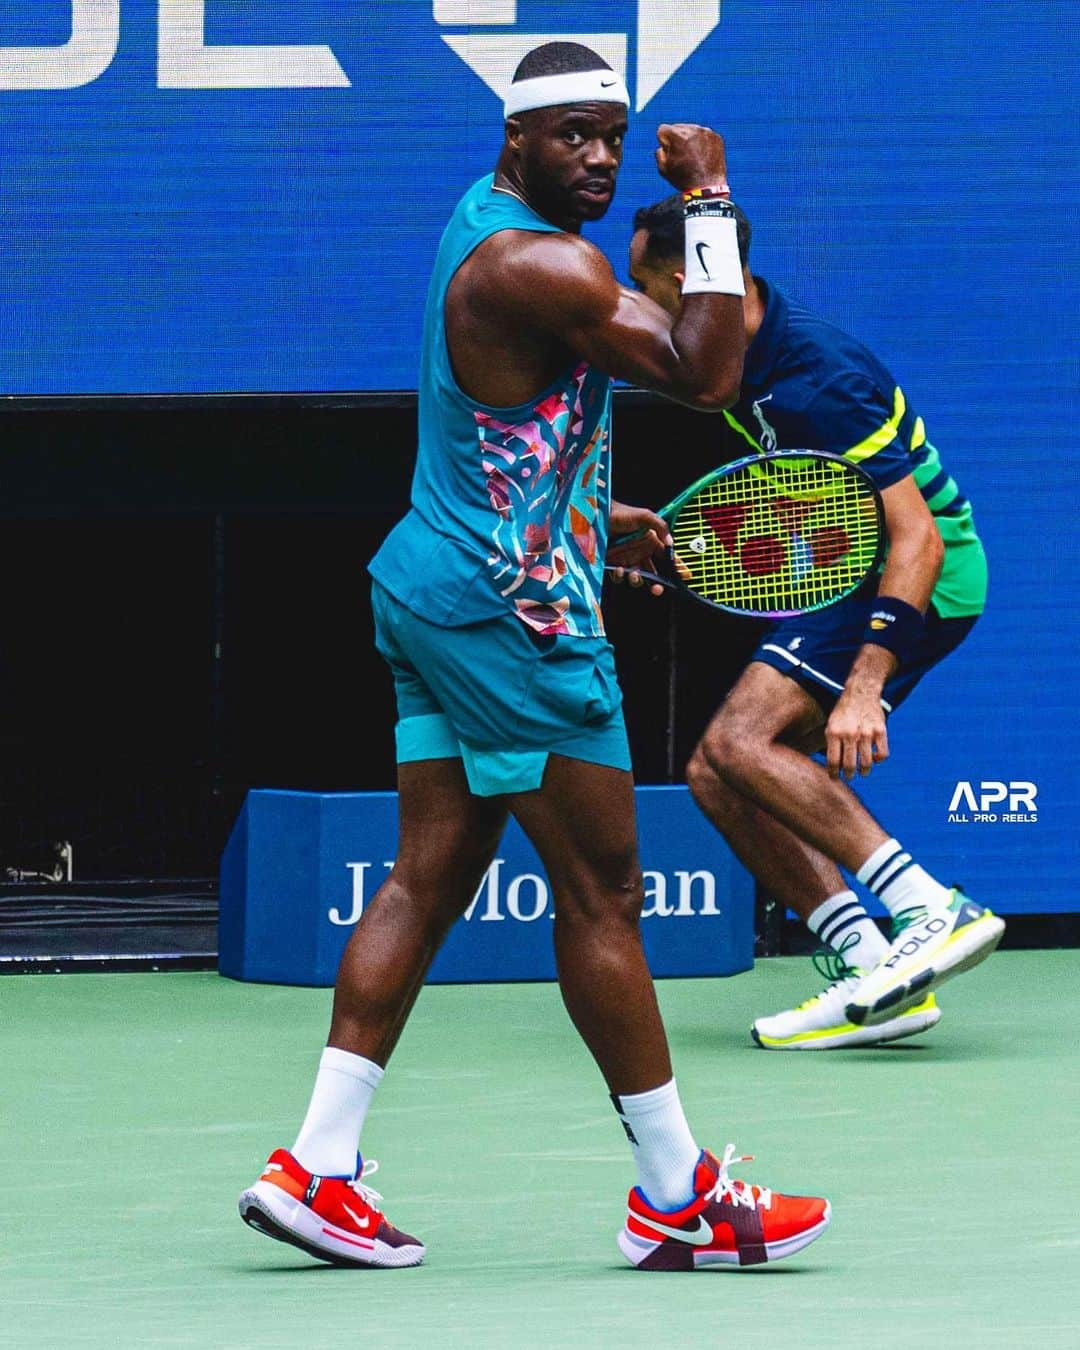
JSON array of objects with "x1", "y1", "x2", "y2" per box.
[{"x1": 682, "y1": 214, "x2": 745, "y2": 296}]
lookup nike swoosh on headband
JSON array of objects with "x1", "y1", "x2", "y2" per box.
[{"x1": 504, "y1": 70, "x2": 631, "y2": 117}]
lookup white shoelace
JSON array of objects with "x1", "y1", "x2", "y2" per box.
[
  {"x1": 348, "y1": 1158, "x2": 383, "y2": 1209},
  {"x1": 709, "y1": 1144, "x2": 773, "y2": 1211}
]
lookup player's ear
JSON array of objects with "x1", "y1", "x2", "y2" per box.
[
  {"x1": 674, "y1": 270, "x2": 685, "y2": 286},
  {"x1": 505, "y1": 117, "x2": 524, "y2": 153}
]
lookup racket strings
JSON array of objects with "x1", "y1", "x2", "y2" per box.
[{"x1": 670, "y1": 457, "x2": 880, "y2": 617}]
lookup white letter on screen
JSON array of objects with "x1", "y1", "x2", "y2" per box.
[
  {"x1": 0, "y1": 1, "x2": 119, "y2": 91},
  {"x1": 434, "y1": 2, "x2": 517, "y2": 22},
  {"x1": 158, "y1": 1, "x2": 350, "y2": 89}
]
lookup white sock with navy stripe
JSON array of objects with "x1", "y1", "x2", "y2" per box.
[
  {"x1": 611, "y1": 1079, "x2": 701, "y2": 1212},
  {"x1": 855, "y1": 839, "x2": 952, "y2": 928},
  {"x1": 806, "y1": 890, "x2": 888, "y2": 972}
]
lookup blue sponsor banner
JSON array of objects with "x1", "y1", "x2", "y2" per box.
[{"x1": 218, "y1": 785, "x2": 754, "y2": 986}]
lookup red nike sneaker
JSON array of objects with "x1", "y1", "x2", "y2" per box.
[
  {"x1": 618, "y1": 1145, "x2": 830, "y2": 1270},
  {"x1": 238, "y1": 1148, "x2": 425, "y2": 1268}
]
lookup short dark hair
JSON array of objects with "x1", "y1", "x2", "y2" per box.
[
  {"x1": 512, "y1": 42, "x2": 613, "y2": 82},
  {"x1": 633, "y1": 193, "x2": 752, "y2": 269}
]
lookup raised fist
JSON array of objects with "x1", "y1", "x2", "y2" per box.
[{"x1": 655, "y1": 124, "x2": 729, "y2": 193}]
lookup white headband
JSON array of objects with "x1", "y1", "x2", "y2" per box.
[{"x1": 504, "y1": 69, "x2": 630, "y2": 119}]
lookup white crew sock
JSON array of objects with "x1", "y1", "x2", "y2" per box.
[
  {"x1": 611, "y1": 1079, "x2": 701, "y2": 1211},
  {"x1": 806, "y1": 890, "x2": 888, "y2": 973},
  {"x1": 291, "y1": 1047, "x2": 384, "y2": 1179},
  {"x1": 856, "y1": 838, "x2": 952, "y2": 928}
]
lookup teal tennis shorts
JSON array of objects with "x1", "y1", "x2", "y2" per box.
[{"x1": 371, "y1": 581, "x2": 631, "y2": 796}]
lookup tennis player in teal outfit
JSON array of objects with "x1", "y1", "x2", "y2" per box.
[
  {"x1": 629, "y1": 194, "x2": 1004, "y2": 1051},
  {"x1": 239, "y1": 43, "x2": 832, "y2": 1272}
]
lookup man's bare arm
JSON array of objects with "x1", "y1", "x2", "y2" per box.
[
  {"x1": 825, "y1": 475, "x2": 945, "y2": 779},
  {"x1": 483, "y1": 229, "x2": 743, "y2": 409}
]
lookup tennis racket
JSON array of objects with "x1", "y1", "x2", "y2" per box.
[{"x1": 606, "y1": 449, "x2": 885, "y2": 619}]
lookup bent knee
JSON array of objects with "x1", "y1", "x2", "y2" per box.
[
  {"x1": 686, "y1": 746, "x2": 718, "y2": 804},
  {"x1": 696, "y1": 712, "x2": 766, "y2": 787},
  {"x1": 685, "y1": 748, "x2": 748, "y2": 828}
]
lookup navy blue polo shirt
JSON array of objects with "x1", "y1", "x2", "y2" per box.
[{"x1": 722, "y1": 280, "x2": 986, "y2": 618}]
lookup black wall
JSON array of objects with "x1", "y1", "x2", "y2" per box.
[{"x1": 1, "y1": 393, "x2": 760, "y2": 882}]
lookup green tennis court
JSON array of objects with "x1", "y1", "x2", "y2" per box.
[{"x1": 5, "y1": 952, "x2": 1078, "y2": 1349}]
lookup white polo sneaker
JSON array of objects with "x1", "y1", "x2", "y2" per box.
[
  {"x1": 845, "y1": 887, "x2": 1005, "y2": 1027},
  {"x1": 752, "y1": 950, "x2": 941, "y2": 1050}
]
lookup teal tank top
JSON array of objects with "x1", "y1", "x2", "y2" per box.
[{"x1": 368, "y1": 175, "x2": 613, "y2": 636}]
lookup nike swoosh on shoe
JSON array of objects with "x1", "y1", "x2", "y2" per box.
[
  {"x1": 341, "y1": 1202, "x2": 373, "y2": 1231},
  {"x1": 632, "y1": 1213, "x2": 714, "y2": 1245}
]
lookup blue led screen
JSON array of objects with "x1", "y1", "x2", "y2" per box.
[
  {"x1": 1, "y1": 2, "x2": 1072, "y2": 398},
  {"x1": 3, "y1": 2, "x2": 1078, "y2": 912}
]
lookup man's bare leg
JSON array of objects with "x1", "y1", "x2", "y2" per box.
[
  {"x1": 509, "y1": 753, "x2": 710, "y2": 1210},
  {"x1": 509, "y1": 754, "x2": 671, "y2": 1094},
  {"x1": 507, "y1": 752, "x2": 833, "y2": 1246},
  {"x1": 329, "y1": 757, "x2": 510, "y2": 1064},
  {"x1": 238, "y1": 755, "x2": 509, "y2": 1264},
  {"x1": 685, "y1": 663, "x2": 996, "y2": 1045},
  {"x1": 687, "y1": 754, "x2": 846, "y2": 926},
  {"x1": 689, "y1": 663, "x2": 889, "y2": 872},
  {"x1": 688, "y1": 664, "x2": 968, "y2": 927},
  {"x1": 685, "y1": 688, "x2": 896, "y2": 1023},
  {"x1": 285, "y1": 757, "x2": 509, "y2": 1177}
]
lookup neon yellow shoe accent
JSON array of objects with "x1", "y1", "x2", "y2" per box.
[{"x1": 753, "y1": 992, "x2": 940, "y2": 1051}]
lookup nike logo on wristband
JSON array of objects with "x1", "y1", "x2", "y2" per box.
[
  {"x1": 634, "y1": 1212, "x2": 714, "y2": 1245},
  {"x1": 695, "y1": 241, "x2": 712, "y2": 279},
  {"x1": 600, "y1": 79, "x2": 617, "y2": 87}
]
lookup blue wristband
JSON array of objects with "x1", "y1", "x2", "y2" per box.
[{"x1": 862, "y1": 597, "x2": 925, "y2": 663}]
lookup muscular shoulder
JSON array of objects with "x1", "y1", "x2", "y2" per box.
[{"x1": 465, "y1": 229, "x2": 620, "y2": 331}]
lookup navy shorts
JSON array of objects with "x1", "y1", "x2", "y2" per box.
[{"x1": 752, "y1": 586, "x2": 979, "y2": 715}]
